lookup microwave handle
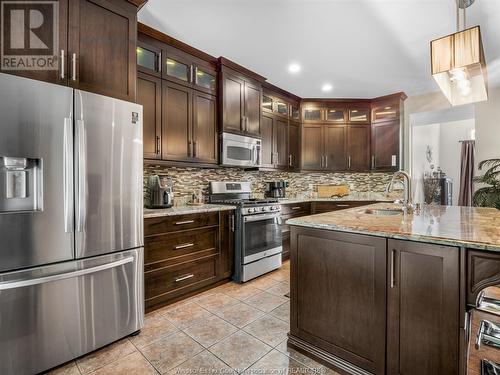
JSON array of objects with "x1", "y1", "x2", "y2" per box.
[{"x1": 254, "y1": 144, "x2": 261, "y2": 166}]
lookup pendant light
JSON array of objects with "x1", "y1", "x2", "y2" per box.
[{"x1": 430, "y1": 0, "x2": 488, "y2": 106}]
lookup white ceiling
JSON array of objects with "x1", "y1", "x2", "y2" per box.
[{"x1": 139, "y1": 0, "x2": 500, "y2": 98}]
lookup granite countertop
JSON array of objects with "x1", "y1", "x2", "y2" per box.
[
  {"x1": 144, "y1": 204, "x2": 237, "y2": 218},
  {"x1": 287, "y1": 202, "x2": 500, "y2": 252}
]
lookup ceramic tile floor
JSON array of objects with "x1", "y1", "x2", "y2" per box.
[{"x1": 47, "y1": 261, "x2": 340, "y2": 375}]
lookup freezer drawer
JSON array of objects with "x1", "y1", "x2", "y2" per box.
[{"x1": 0, "y1": 248, "x2": 144, "y2": 375}]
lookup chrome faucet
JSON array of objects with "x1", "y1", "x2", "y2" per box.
[{"x1": 386, "y1": 171, "x2": 413, "y2": 213}]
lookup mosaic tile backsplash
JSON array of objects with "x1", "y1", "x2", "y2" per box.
[{"x1": 144, "y1": 164, "x2": 396, "y2": 206}]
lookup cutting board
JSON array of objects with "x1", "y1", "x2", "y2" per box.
[{"x1": 317, "y1": 185, "x2": 350, "y2": 198}]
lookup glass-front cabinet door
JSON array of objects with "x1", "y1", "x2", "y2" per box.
[
  {"x1": 275, "y1": 101, "x2": 288, "y2": 116},
  {"x1": 262, "y1": 95, "x2": 273, "y2": 112},
  {"x1": 373, "y1": 103, "x2": 399, "y2": 122},
  {"x1": 136, "y1": 41, "x2": 161, "y2": 77},
  {"x1": 326, "y1": 109, "x2": 345, "y2": 122},
  {"x1": 291, "y1": 106, "x2": 300, "y2": 121},
  {"x1": 348, "y1": 109, "x2": 370, "y2": 123},
  {"x1": 165, "y1": 57, "x2": 190, "y2": 83},
  {"x1": 194, "y1": 66, "x2": 216, "y2": 94},
  {"x1": 303, "y1": 108, "x2": 322, "y2": 122}
]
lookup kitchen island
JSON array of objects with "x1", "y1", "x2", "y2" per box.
[{"x1": 286, "y1": 203, "x2": 500, "y2": 375}]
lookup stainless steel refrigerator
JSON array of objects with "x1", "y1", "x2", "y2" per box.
[{"x1": 0, "y1": 73, "x2": 144, "y2": 375}]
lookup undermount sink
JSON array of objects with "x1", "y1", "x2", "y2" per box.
[{"x1": 363, "y1": 208, "x2": 404, "y2": 216}]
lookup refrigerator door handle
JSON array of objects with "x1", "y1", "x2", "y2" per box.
[
  {"x1": 63, "y1": 117, "x2": 73, "y2": 233},
  {"x1": 0, "y1": 257, "x2": 134, "y2": 291},
  {"x1": 76, "y1": 119, "x2": 87, "y2": 233}
]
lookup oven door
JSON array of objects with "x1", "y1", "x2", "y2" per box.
[
  {"x1": 222, "y1": 133, "x2": 261, "y2": 167},
  {"x1": 242, "y1": 212, "x2": 282, "y2": 264}
]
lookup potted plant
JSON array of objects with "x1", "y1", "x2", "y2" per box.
[{"x1": 473, "y1": 159, "x2": 500, "y2": 209}]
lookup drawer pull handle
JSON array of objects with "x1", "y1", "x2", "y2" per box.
[
  {"x1": 336, "y1": 204, "x2": 350, "y2": 207},
  {"x1": 292, "y1": 206, "x2": 302, "y2": 210},
  {"x1": 175, "y1": 220, "x2": 195, "y2": 225},
  {"x1": 175, "y1": 243, "x2": 194, "y2": 250},
  {"x1": 175, "y1": 274, "x2": 194, "y2": 282}
]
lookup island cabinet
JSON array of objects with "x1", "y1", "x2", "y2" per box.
[
  {"x1": 289, "y1": 228, "x2": 463, "y2": 375},
  {"x1": 2, "y1": 0, "x2": 139, "y2": 101},
  {"x1": 386, "y1": 239, "x2": 460, "y2": 375},
  {"x1": 219, "y1": 58, "x2": 265, "y2": 138},
  {"x1": 143, "y1": 210, "x2": 235, "y2": 312},
  {"x1": 289, "y1": 228, "x2": 387, "y2": 374}
]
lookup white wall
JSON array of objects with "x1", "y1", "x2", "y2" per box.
[
  {"x1": 405, "y1": 86, "x2": 500, "y2": 177},
  {"x1": 475, "y1": 87, "x2": 500, "y2": 171},
  {"x1": 410, "y1": 119, "x2": 475, "y2": 205},
  {"x1": 411, "y1": 123, "x2": 440, "y2": 204}
]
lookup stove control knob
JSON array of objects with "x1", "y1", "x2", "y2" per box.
[
  {"x1": 248, "y1": 208, "x2": 255, "y2": 213},
  {"x1": 263, "y1": 206, "x2": 269, "y2": 211}
]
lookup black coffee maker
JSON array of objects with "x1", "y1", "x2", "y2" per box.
[{"x1": 265, "y1": 181, "x2": 289, "y2": 198}]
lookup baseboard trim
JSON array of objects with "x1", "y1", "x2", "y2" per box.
[{"x1": 287, "y1": 334, "x2": 373, "y2": 375}]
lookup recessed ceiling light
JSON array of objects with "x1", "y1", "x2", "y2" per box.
[
  {"x1": 322, "y1": 83, "x2": 333, "y2": 92},
  {"x1": 288, "y1": 63, "x2": 301, "y2": 74}
]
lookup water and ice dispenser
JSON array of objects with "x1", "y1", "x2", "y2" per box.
[{"x1": 0, "y1": 156, "x2": 42, "y2": 213}]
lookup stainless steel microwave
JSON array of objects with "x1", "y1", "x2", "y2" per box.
[{"x1": 221, "y1": 132, "x2": 261, "y2": 167}]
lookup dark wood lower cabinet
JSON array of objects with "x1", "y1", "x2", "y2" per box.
[
  {"x1": 289, "y1": 229, "x2": 463, "y2": 375},
  {"x1": 144, "y1": 210, "x2": 235, "y2": 312},
  {"x1": 387, "y1": 240, "x2": 460, "y2": 375},
  {"x1": 290, "y1": 228, "x2": 387, "y2": 374},
  {"x1": 219, "y1": 210, "x2": 235, "y2": 279}
]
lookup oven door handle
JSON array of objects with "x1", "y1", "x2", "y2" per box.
[{"x1": 244, "y1": 213, "x2": 281, "y2": 222}]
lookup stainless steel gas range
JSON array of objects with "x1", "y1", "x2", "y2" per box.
[{"x1": 210, "y1": 181, "x2": 282, "y2": 282}]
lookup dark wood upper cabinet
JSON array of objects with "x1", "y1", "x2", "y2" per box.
[
  {"x1": 2, "y1": 0, "x2": 138, "y2": 101},
  {"x1": 348, "y1": 124, "x2": 370, "y2": 171},
  {"x1": 289, "y1": 121, "x2": 300, "y2": 171},
  {"x1": 260, "y1": 113, "x2": 274, "y2": 168},
  {"x1": 244, "y1": 81, "x2": 262, "y2": 137},
  {"x1": 324, "y1": 125, "x2": 347, "y2": 171},
  {"x1": 68, "y1": 0, "x2": 137, "y2": 101},
  {"x1": 137, "y1": 72, "x2": 161, "y2": 159},
  {"x1": 371, "y1": 119, "x2": 399, "y2": 170},
  {"x1": 219, "y1": 60, "x2": 264, "y2": 138},
  {"x1": 371, "y1": 93, "x2": 406, "y2": 171},
  {"x1": 162, "y1": 80, "x2": 192, "y2": 162},
  {"x1": 192, "y1": 91, "x2": 217, "y2": 164},
  {"x1": 161, "y1": 80, "x2": 217, "y2": 164},
  {"x1": 138, "y1": 27, "x2": 218, "y2": 165},
  {"x1": 220, "y1": 71, "x2": 245, "y2": 134},
  {"x1": 260, "y1": 113, "x2": 288, "y2": 170},
  {"x1": 301, "y1": 124, "x2": 323, "y2": 171},
  {"x1": 290, "y1": 228, "x2": 387, "y2": 374},
  {"x1": 387, "y1": 240, "x2": 460, "y2": 375},
  {"x1": 274, "y1": 118, "x2": 288, "y2": 169}
]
